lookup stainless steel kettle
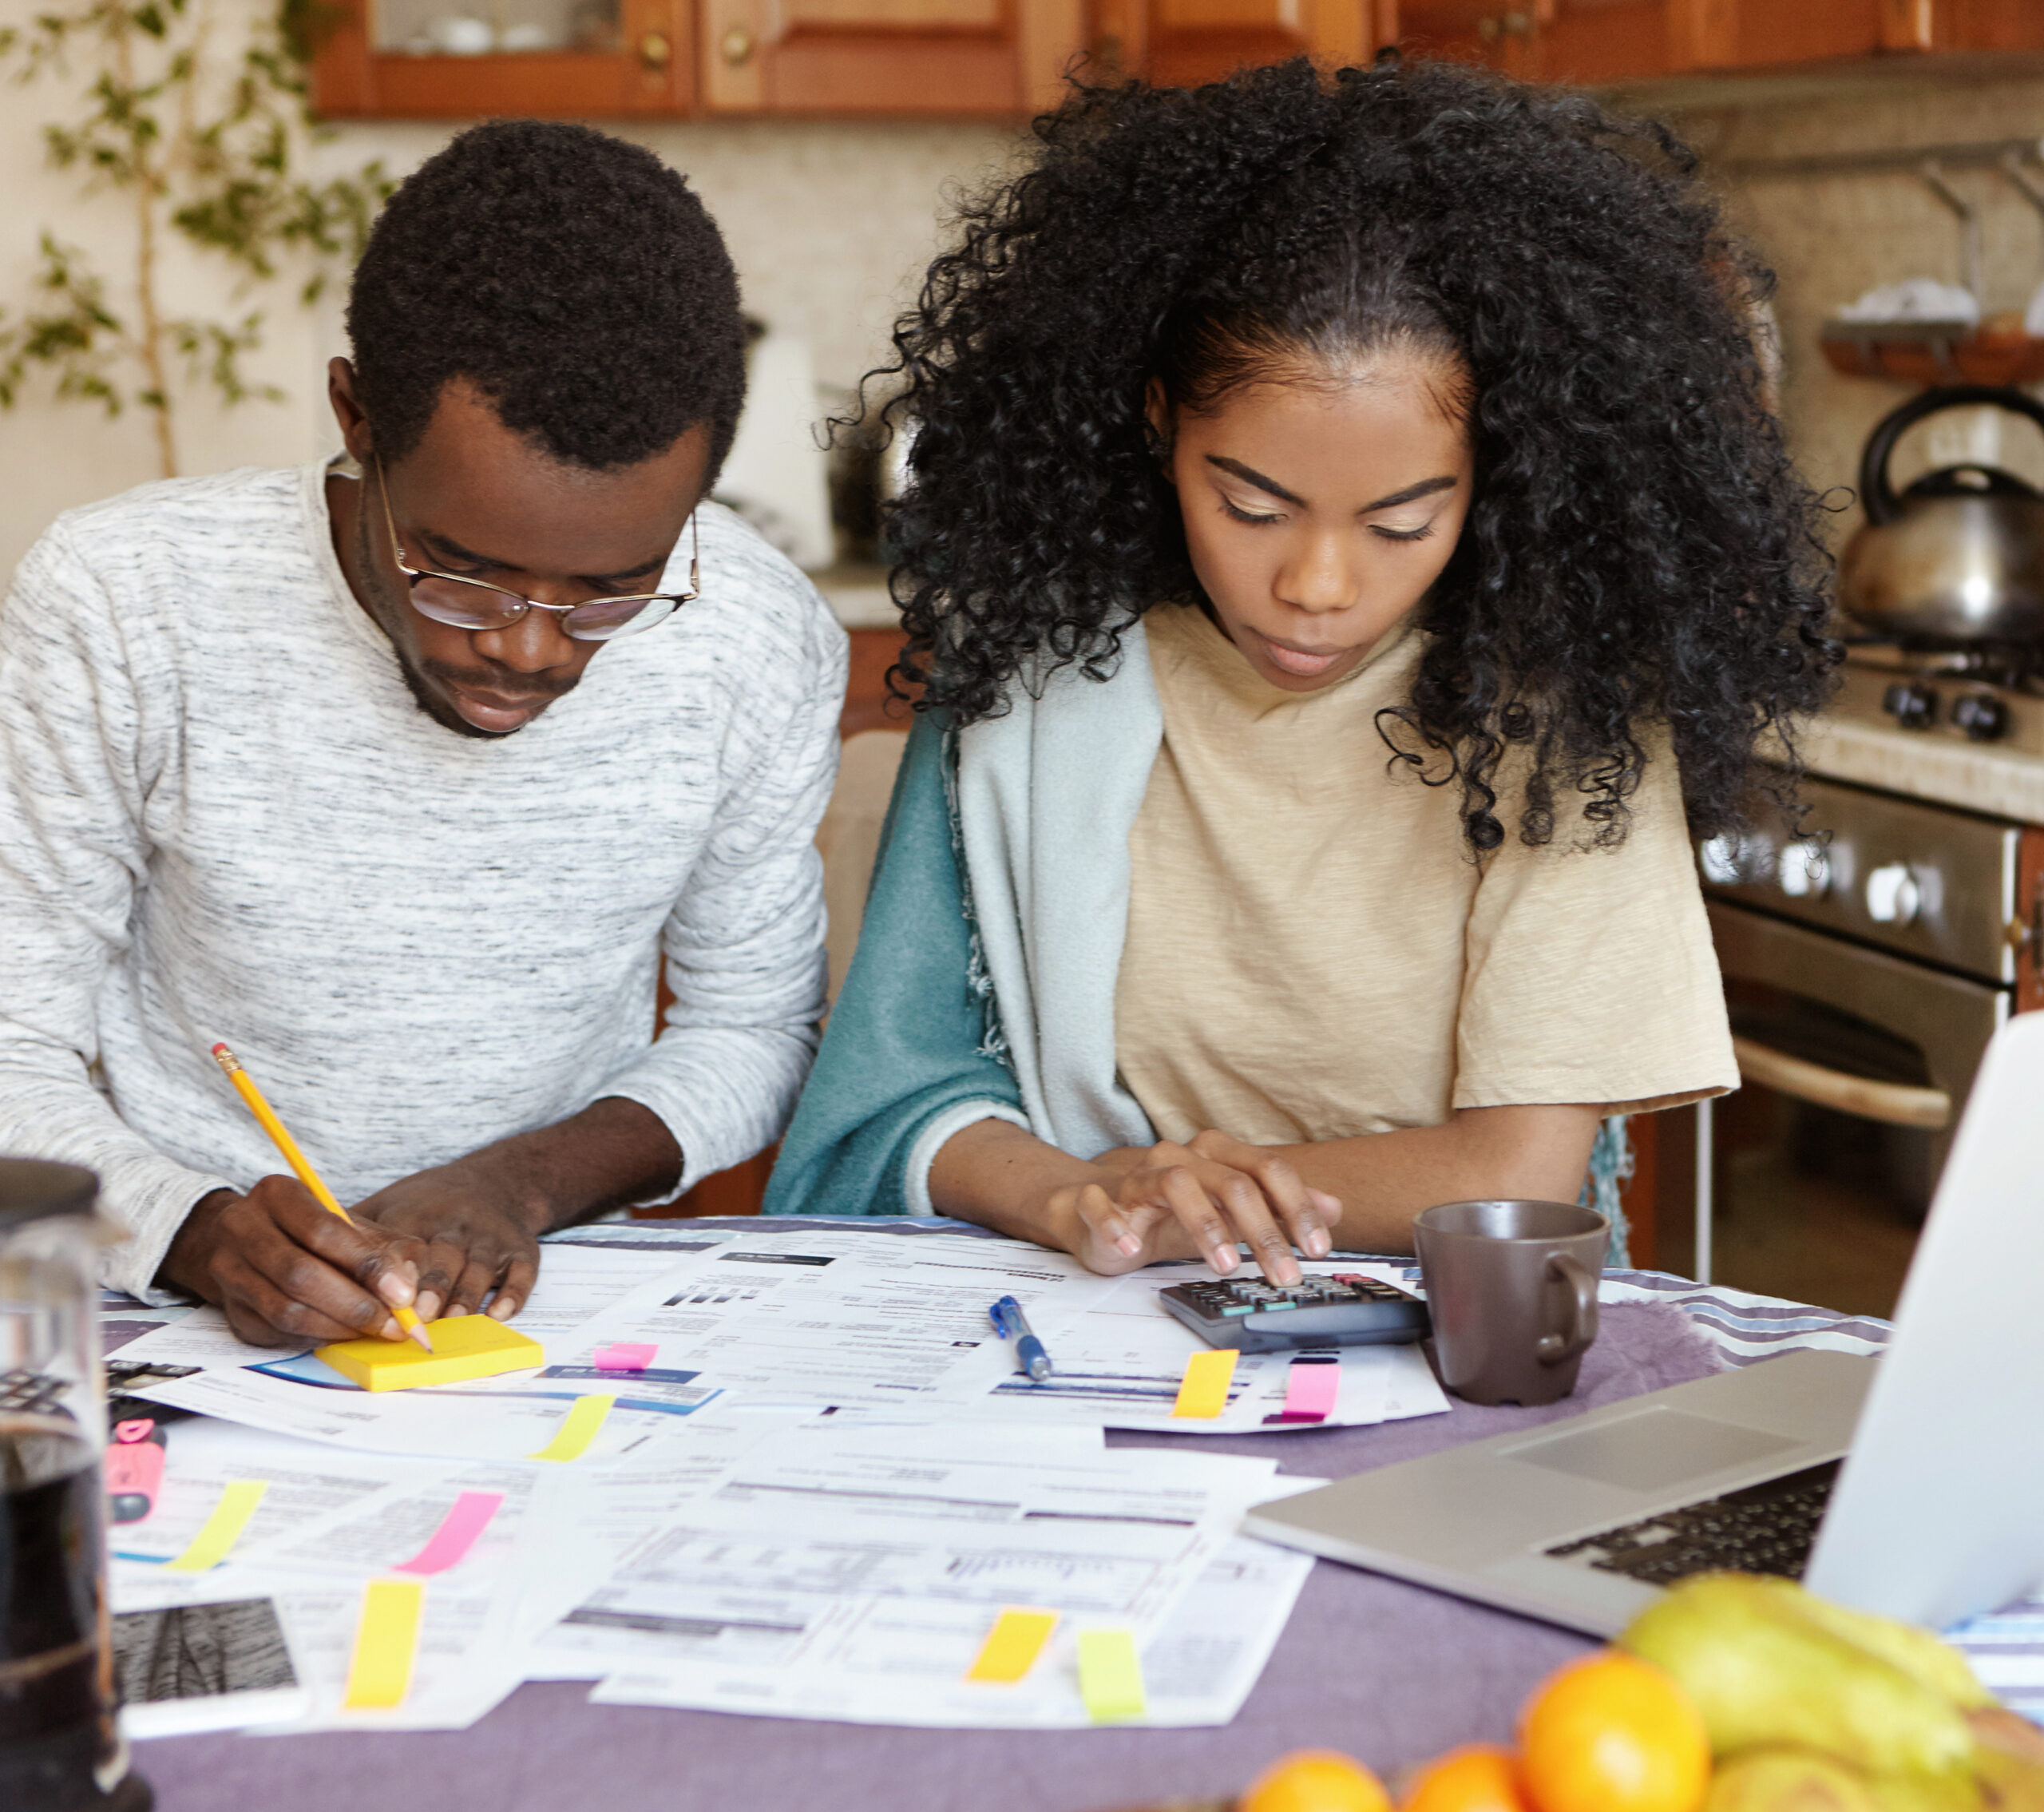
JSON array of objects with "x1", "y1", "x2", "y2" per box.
[{"x1": 1839, "y1": 383, "x2": 2044, "y2": 644}]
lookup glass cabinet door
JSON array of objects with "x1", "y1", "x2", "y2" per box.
[{"x1": 312, "y1": 0, "x2": 693, "y2": 116}]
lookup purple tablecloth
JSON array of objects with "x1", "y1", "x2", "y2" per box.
[{"x1": 130, "y1": 1299, "x2": 1725, "y2": 1812}]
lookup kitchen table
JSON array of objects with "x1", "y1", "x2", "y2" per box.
[{"x1": 117, "y1": 1224, "x2": 1903, "y2": 1812}]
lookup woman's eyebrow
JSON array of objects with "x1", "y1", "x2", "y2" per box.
[
  {"x1": 1206, "y1": 455, "x2": 1307, "y2": 506},
  {"x1": 1361, "y1": 474, "x2": 1460, "y2": 511},
  {"x1": 1204, "y1": 458, "x2": 1460, "y2": 514}
]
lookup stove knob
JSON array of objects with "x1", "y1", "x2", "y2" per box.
[
  {"x1": 1698, "y1": 835, "x2": 1745, "y2": 885},
  {"x1": 1865, "y1": 862, "x2": 1921, "y2": 926},
  {"x1": 1882, "y1": 680, "x2": 1939, "y2": 730},
  {"x1": 1778, "y1": 843, "x2": 1831, "y2": 898},
  {"x1": 1951, "y1": 692, "x2": 2010, "y2": 743}
]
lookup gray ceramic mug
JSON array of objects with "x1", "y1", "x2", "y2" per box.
[{"x1": 1412, "y1": 1199, "x2": 1609, "y2": 1406}]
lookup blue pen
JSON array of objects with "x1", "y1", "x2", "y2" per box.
[{"x1": 989, "y1": 1295, "x2": 1053, "y2": 1383}]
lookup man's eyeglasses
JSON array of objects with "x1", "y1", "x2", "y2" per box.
[{"x1": 374, "y1": 457, "x2": 699, "y2": 642}]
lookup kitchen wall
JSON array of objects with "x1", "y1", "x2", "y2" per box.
[
  {"x1": 1691, "y1": 73, "x2": 2044, "y2": 539},
  {"x1": 0, "y1": 0, "x2": 1018, "y2": 574},
  {"x1": 5, "y1": 2, "x2": 2042, "y2": 580}
]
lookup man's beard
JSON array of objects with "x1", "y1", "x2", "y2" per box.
[
  {"x1": 355, "y1": 499, "x2": 580, "y2": 739},
  {"x1": 395, "y1": 652, "x2": 578, "y2": 739}
]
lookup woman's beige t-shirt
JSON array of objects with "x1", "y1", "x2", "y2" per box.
[{"x1": 1113, "y1": 601, "x2": 1737, "y2": 1147}]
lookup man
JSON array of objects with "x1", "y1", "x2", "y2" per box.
[{"x1": 0, "y1": 121, "x2": 846, "y2": 1345}]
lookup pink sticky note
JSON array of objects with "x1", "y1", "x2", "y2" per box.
[
  {"x1": 394, "y1": 1491, "x2": 504, "y2": 1576},
  {"x1": 593, "y1": 1342, "x2": 657, "y2": 1374},
  {"x1": 1263, "y1": 1355, "x2": 1341, "y2": 1425}
]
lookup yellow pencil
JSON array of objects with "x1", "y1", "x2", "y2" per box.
[{"x1": 209, "y1": 1042, "x2": 434, "y2": 1351}]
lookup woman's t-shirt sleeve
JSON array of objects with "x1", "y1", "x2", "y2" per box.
[{"x1": 1452, "y1": 745, "x2": 1738, "y2": 1116}]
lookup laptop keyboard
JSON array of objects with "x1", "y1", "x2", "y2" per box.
[{"x1": 1542, "y1": 1461, "x2": 1840, "y2": 1584}]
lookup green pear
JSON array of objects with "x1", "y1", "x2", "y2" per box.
[{"x1": 1620, "y1": 1576, "x2": 1975, "y2": 1781}]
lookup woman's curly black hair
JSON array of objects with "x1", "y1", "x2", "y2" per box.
[
  {"x1": 877, "y1": 57, "x2": 1839, "y2": 850},
  {"x1": 349, "y1": 121, "x2": 746, "y2": 478}
]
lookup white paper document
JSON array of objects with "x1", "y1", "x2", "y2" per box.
[
  {"x1": 95, "y1": 1226, "x2": 1400, "y2": 1735},
  {"x1": 540, "y1": 1418, "x2": 1291, "y2": 1725},
  {"x1": 552, "y1": 1230, "x2": 1119, "y2": 1410},
  {"x1": 926, "y1": 1259, "x2": 1452, "y2": 1433},
  {"x1": 129, "y1": 1361, "x2": 711, "y2": 1464},
  {"x1": 123, "y1": 1232, "x2": 1444, "y2": 1454}
]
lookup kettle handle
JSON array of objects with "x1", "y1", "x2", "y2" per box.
[{"x1": 1860, "y1": 384, "x2": 2044, "y2": 526}]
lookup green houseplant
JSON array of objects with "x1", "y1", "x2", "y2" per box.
[{"x1": 0, "y1": 0, "x2": 388, "y2": 477}]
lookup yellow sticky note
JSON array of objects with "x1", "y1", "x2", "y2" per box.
[
  {"x1": 528, "y1": 1393, "x2": 615, "y2": 1462},
  {"x1": 164, "y1": 1478, "x2": 267, "y2": 1572},
  {"x1": 316, "y1": 1315, "x2": 545, "y2": 1391},
  {"x1": 343, "y1": 1577, "x2": 425, "y2": 1711},
  {"x1": 965, "y1": 1608, "x2": 1059, "y2": 1683},
  {"x1": 1077, "y1": 1628, "x2": 1147, "y2": 1723},
  {"x1": 1171, "y1": 1346, "x2": 1238, "y2": 1419}
]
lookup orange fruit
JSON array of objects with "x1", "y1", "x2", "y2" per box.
[
  {"x1": 1401, "y1": 1745, "x2": 1534, "y2": 1812},
  {"x1": 1517, "y1": 1651, "x2": 1709, "y2": 1812},
  {"x1": 1241, "y1": 1748, "x2": 1395, "y2": 1812}
]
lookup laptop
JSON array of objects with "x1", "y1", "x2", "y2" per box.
[{"x1": 1243, "y1": 1010, "x2": 2044, "y2": 1636}]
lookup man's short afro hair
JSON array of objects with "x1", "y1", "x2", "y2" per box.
[{"x1": 347, "y1": 120, "x2": 746, "y2": 476}]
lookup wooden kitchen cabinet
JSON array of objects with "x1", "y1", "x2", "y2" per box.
[
  {"x1": 701, "y1": 0, "x2": 1084, "y2": 113},
  {"x1": 311, "y1": 0, "x2": 696, "y2": 117},
  {"x1": 1396, "y1": 0, "x2": 1674, "y2": 82},
  {"x1": 1088, "y1": 0, "x2": 1385, "y2": 91},
  {"x1": 310, "y1": 0, "x2": 2042, "y2": 119},
  {"x1": 312, "y1": 0, "x2": 1082, "y2": 116},
  {"x1": 2018, "y1": 827, "x2": 2044, "y2": 1016},
  {"x1": 1395, "y1": 0, "x2": 2038, "y2": 85}
]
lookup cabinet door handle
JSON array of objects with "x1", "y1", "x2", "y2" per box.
[
  {"x1": 1731, "y1": 1035, "x2": 1951, "y2": 1131},
  {"x1": 720, "y1": 23, "x2": 757, "y2": 64},
  {"x1": 638, "y1": 28, "x2": 671, "y2": 67}
]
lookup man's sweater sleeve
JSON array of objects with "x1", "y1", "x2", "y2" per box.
[
  {"x1": 602, "y1": 602, "x2": 848, "y2": 1190},
  {"x1": 763, "y1": 712, "x2": 1028, "y2": 1218},
  {"x1": 0, "y1": 527, "x2": 232, "y2": 1296}
]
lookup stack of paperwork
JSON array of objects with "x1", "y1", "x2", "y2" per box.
[{"x1": 106, "y1": 1223, "x2": 1451, "y2": 1736}]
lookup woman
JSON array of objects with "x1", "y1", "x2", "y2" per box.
[{"x1": 767, "y1": 57, "x2": 1835, "y2": 1281}]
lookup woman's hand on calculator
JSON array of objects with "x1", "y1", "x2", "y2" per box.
[{"x1": 1064, "y1": 1132, "x2": 1342, "y2": 1283}]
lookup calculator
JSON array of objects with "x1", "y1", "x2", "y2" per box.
[{"x1": 1158, "y1": 1273, "x2": 1431, "y2": 1353}]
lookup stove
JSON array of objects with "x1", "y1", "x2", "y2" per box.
[
  {"x1": 1836, "y1": 643, "x2": 2044, "y2": 755},
  {"x1": 1694, "y1": 651, "x2": 2044, "y2": 1207}
]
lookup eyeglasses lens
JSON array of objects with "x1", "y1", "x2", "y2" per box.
[
  {"x1": 408, "y1": 577, "x2": 521, "y2": 631},
  {"x1": 564, "y1": 595, "x2": 676, "y2": 640},
  {"x1": 406, "y1": 577, "x2": 679, "y2": 641}
]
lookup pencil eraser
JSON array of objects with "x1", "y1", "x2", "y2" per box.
[{"x1": 316, "y1": 1316, "x2": 545, "y2": 1391}]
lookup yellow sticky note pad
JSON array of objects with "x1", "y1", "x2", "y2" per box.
[
  {"x1": 164, "y1": 1478, "x2": 267, "y2": 1572},
  {"x1": 965, "y1": 1608, "x2": 1059, "y2": 1683},
  {"x1": 316, "y1": 1315, "x2": 545, "y2": 1391},
  {"x1": 1077, "y1": 1628, "x2": 1147, "y2": 1723},
  {"x1": 343, "y1": 1577, "x2": 425, "y2": 1711},
  {"x1": 529, "y1": 1392, "x2": 615, "y2": 1462},
  {"x1": 1171, "y1": 1346, "x2": 1238, "y2": 1419}
]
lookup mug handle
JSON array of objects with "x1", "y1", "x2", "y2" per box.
[{"x1": 1535, "y1": 1253, "x2": 1599, "y2": 1366}]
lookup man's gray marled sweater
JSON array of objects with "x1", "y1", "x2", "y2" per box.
[{"x1": 0, "y1": 464, "x2": 846, "y2": 1298}]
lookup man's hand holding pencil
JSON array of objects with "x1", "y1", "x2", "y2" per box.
[
  {"x1": 152, "y1": 1043, "x2": 438, "y2": 1350},
  {"x1": 158, "y1": 1176, "x2": 433, "y2": 1348}
]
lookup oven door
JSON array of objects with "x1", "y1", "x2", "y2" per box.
[
  {"x1": 1695, "y1": 901, "x2": 2011, "y2": 1283},
  {"x1": 1708, "y1": 902, "x2": 2009, "y2": 1140}
]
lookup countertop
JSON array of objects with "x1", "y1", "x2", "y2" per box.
[{"x1": 1801, "y1": 714, "x2": 2044, "y2": 825}]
